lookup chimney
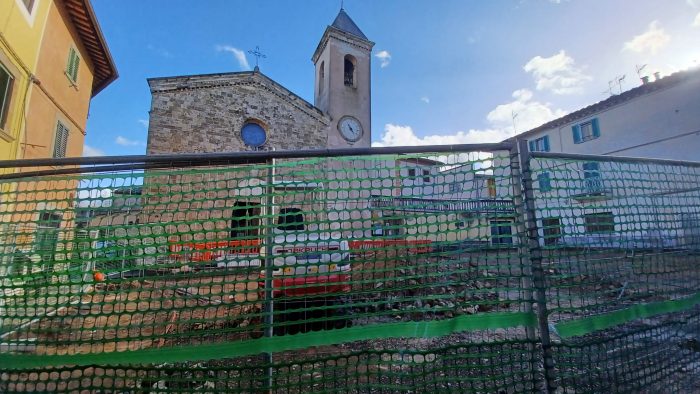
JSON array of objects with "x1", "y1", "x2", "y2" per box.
[
  {"x1": 654, "y1": 72, "x2": 661, "y2": 81},
  {"x1": 641, "y1": 76, "x2": 650, "y2": 85}
]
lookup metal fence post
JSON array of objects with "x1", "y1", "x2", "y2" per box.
[
  {"x1": 263, "y1": 158, "x2": 275, "y2": 393},
  {"x1": 511, "y1": 139, "x2": 557, "y2": 393}
]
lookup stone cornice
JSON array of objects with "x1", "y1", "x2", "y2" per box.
[
  {"x1": 312, "y1": 26, "x2": 375, "y2": 64},
  {"x1": 148, "y1": 72, "x2": 330, "y2": 125}
]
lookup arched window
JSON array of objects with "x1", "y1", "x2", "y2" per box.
[
  {"x1": 344, "y1": 55, "x2": 356, "y2": 87},
  {"x1": 318, "y1": 61, "x2": 325, "y2": 94}
]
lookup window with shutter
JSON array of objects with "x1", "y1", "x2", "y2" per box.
[
  {"x1": 0, "y1": 63, "x2": 14, "y2": 130},
  {"x1": 584, "y1": 212, "x2": 615, "y2": 233},
  {"x1": 66, "y1": 47, "x2": 80, "y2": 83},
  {"x1": 538, "y1": 172, "x2": 552, "y2": 192},
  {"x1": 487, "y1": 177, "x2": 496, "y2": 197},
  {"x1": 582, "y1": 162, "x2": 602, "y2": 193},
  {"x1": 573, "y1": 118, "x2": 600, "y2": 143},
  {"x1": 53, "y1": 121, "x2": 69, "y2": 158},
  {"x1": 530, "y1": 135, "x2": 550, "y2": 152}
]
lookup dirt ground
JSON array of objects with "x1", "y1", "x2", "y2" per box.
[
  {"x1": 3, "y1": 272, "x2": 261, "y2": 356},
  {"x1": 1, "y1": 248, "x2": 699, "y2": 392}
]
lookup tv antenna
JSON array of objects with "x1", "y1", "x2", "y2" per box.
[
  {"x1": 606, "y1": 80, "x2": 615, "y2": 96},
  {"x1": 511, "y1": 110, "x2": 519, "y2": 136},
  {"x1": 636, "y1": 64, "x2": 650, "y2": 84},
  {"x1": 635, "y1": 64, "x2": 647, "y2": 78},
  {"x1": 616, "y1": 74, "x2": 626, "y2": 94}
]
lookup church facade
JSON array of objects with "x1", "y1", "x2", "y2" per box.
[{"x1": 146, "y1": 9, "x2": 374, "y2": 154}]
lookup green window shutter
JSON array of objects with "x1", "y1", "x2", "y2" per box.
[
  {"x1": 572, "y1": 125, "x2": 582, "y2": 144},
  {"x1": 528, "y1": 141, "x2": 535, "y2": 152},
  {"x1": 67, "y1": 48, "x2": 80, "y2": 82},
  {"x1": 53, "y1": 121, "x2": 69, "y2": 158},
  {"x1": 592, "y1": 118, "x2": 601, "y2": 138},
  {"x1": 72, "y1": 54, "x2": 80, "y2": 81},
  {"x1": 66, "y1": 48, "x2": 74, "y2": 78},
  {"x1": 543, "y1": 136, "x2": 550, "y2": 152}
]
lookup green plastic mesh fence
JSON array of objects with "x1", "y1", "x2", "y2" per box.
[
  {"x1": 530, "y1": 154, "x2": 700, "y2": 392},
  {"x1": 0, "y1": 147, "x2": 699, "y2": 392},
  {"x1": 0, "y1": 149, "x2": 542, "y2": 392}
]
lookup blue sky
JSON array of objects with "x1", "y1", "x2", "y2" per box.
[{"x1": 83, "y1": 0, "x2": 700, "y2": 156}]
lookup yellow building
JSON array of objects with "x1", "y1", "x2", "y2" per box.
[
  {"x1": 0, "y1": 0, "x2": 117, "y2": 164},
  {"x1": 0, "y1": 1, "x2": 117, "y2": 310}
]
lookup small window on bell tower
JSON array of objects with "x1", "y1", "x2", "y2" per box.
[
  {"x1": 344, "y1": 55, "x2": 356, "y2": 87},
  {"x1": 318, "y1": 61, "x2": 325, "y2": 94}
]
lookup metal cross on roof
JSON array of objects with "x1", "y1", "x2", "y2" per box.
[{"x1": 248, "y1": 46, "x2": 266, "y2": 70}]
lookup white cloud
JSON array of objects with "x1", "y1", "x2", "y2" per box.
[
  {"x1": 373, "y1": 88, "x2": 565, "y2": 147},
  {"x1": 623, "y1": 21, "x2": 671, "y2": 55},
  {"x1": 694, "y1": 12, "x2": 700, "y2": 27},
  {"x1": 375, "y1": 50, "x2": 392, "y2": 68},
  {"x1": 487, "y1": 89, "x2": 566, "y2": 132},
  {"x1": 372, "y1": 124, "x2": 512, "y2": 147},
  {"x1": 138, "y1": 119, "x2": 149, "y2": 129},
  {"x1": 689, "y1": 0, "x2": 700, "y2": 8},
  {"x1": 83, "y1": 145, "x2": 105, "y2": 157},
  {"x1": 420, "y1": 96, "x2": 430, "y2": 104},
  {"x1": 523, "y1": 50, "x2": 592, "y2": 95},
  {"x1": 215, "y1": 45, "x2": 250, "y2": 70},
  {"x1": 115, "y1": 136, "x2": 145, "y2": 147}
]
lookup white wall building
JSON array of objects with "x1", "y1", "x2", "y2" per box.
[
  {"x1": 509, "y1": 68, "x2": 700, "y2": 161},
  {"x1": 508, "y1": 68, "x2": 700, "y2": 248}
]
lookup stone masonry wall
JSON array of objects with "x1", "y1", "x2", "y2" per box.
[{"x1": 147, "y1": 72, "x2": 330, "y2": 155}]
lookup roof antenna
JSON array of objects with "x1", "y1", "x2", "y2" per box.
[
  {"x1": 636, "y1": 64, "x2": 649, "y2": 85},
  {"x1": 616, "y1": 74, "x2": 626, "y2": 94},
  {"x1": 340, "y1": 0, "x2": 344, "y2": 10}
]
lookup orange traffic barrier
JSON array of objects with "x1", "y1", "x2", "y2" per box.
[{"x1": 169, "y1": 239, "x2": 261, "y2": 262}]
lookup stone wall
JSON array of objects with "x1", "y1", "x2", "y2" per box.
[{"x1": 147, "y1": 72, "x2": 330, "y2": 155}]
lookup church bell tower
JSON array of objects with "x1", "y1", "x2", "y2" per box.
[{"x1": 312, "y1": 8, "x2": 374, "y2": 148}]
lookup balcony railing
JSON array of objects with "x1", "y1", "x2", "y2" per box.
[
  {"x1": 571, "y1": 179, "x2": 612, "y2": 200},
  {"x1": 370, "y1": 196, "x2": 515, "y2": 215}
]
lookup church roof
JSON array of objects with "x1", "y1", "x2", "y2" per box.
[{"x1": 331, "y1": 9, "x2": 368, "y2": 41}]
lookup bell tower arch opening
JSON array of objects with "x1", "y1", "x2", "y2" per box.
[{"x1": 344, "y1": 55, "x2": 356, "y2": 87}]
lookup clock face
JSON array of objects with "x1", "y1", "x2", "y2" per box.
[
  {"x1": 241, "y1": 122, "x2": 267, "y2": 147},
  {"x1": 338, "y1": 116, "x2": 363, "y2": 142}
]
